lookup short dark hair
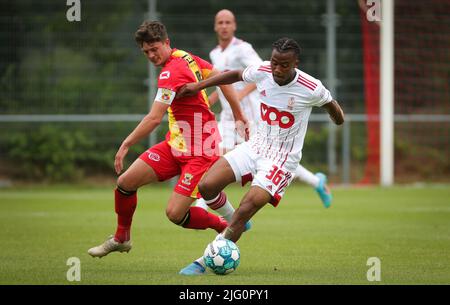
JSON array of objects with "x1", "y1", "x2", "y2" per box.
[
  {"x1": 272, "y1": 37, "x2": 301, "y2": 59},
  {"x1": 135, "y1": 21, "x2": 168, "y2": 46}
]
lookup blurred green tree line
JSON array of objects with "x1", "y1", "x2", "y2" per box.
[
  {"x1": 1, "y1": 0, "x2": 366, "y2": 182},
  {"x1": 1, "y1": 0, "x2": 446, "y2": 183}
]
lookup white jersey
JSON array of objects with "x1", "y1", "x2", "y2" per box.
[
  {"x1": 242, "y1": 61, "x2": 333, "y2": 172},
  {"x1": 210, "y1": 37, "x2": 262, "y2": 122}
]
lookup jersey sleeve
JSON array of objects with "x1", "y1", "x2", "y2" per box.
[
  {"x1": 239, "y1": 43, "x2": 263, "y2": 68},
  {"x1": 155, "y1": 67, "x2": 183, "y2": 105},
  {"x1": 157, "y1": 67, "x2": 182, "y2": 92},
  {"x1": 308, "y1": 80, "x2": 333, "y2": 107},
  {"x1": 242, "y1": 63, "x2": 265, "y2": 84}
]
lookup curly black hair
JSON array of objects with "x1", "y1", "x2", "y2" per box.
[{"x1": 272, "y1": 37, "x2": 301, "y2": 59}]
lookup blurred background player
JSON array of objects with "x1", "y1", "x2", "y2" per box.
[
  {"x1": 179, "y1": 37, "x2": 345, "y2": 275},
  {"x1": 197, "y1": 9, "x2": 333, "y2": 212},
  {"x1": 88, "y1": 21, "x2": 249, "y2": 258}
]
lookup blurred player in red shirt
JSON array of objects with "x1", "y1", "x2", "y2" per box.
[{"x1": 88, "y1": 21, "x2": 248, "y2": 258}]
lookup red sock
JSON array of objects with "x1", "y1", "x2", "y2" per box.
[
  {"x1": 183, "y1": 207, "x2": 228, "y2": 233},
  {"x1": 114, "y1": 188, "x2": 137, "y2": 242}
]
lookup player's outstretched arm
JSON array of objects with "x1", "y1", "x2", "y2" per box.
[
  {"x1": 115, "y1": 101, "x2": 169, "y2": 174},
  {"x1": 177, "y1": 70, "x2": 244, "y2": 98},
  {"x1": 321, "y1": 100, "x2": 345, "y2": 125}
]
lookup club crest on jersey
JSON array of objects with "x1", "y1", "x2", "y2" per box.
[
  {"x1": 147, "y1": 152, "x2": 160, "y2": 162},
  {"x1": 182, "y1": 173, "x2": 193, "y2": 185},
  {"x1": 159, "y1": 71, "x2": 170, "y2": 79},
  {"x1": 288, "y1": 97, "x2": 295, "y2": 110},
  {"x1": 161, "y1": 88, "x2": 173, "y2": 101}
]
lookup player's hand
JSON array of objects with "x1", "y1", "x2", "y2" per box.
[
  {"x1": 177, "y1": 83, "x2": 200, "y2": 98},
  {"x1": 114, "y1": 144, "x2": 129, "y2": 175},
  {"x1": 234, "y1": 114, "x2": 250, "y2": 141}
]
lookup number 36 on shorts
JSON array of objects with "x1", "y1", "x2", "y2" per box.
[{"x1": 265, "y1": 165, "x2": 286, "y2": 186}]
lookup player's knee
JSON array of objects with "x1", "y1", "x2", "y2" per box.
[
  {"x1": 165, "y1": 207, "x2": 184, "y2": 224},
  {"x1": 117, "y1": 174, "x2": 137, "y2": 192}
]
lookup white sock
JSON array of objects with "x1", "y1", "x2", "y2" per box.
[
  {"x1": 195, "y1": 233, "x2": 225, "y2": 268},
  {"x1": 195, "y1": 256, "x2": 206, "y2": 268},
  {"x1": 204, "y1": 192, "x2": 235, "y2": 223},
  {"x1": 295, "y1": 165, "x2": 320, "y2": 188},
  {"x1": 195, "y1": 198, "x2": 208, "y2": 210}
]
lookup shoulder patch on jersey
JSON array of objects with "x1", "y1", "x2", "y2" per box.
[
  {"x1": 161, "y1": 88, "x2": 173, "y2": 102},
  {"x1": 160, "y1": 71, "x2": 170, "y2": 80}
]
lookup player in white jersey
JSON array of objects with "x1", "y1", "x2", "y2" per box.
[
  {"x1": 178, "y1": 37, "x2": 344, "y2": 275},
  {"x1": 196, "y1": 10, "x2": 334, "y2": 217},
  {"x1": 209, "y1": 11, "x2": 261, "y2": 151}
]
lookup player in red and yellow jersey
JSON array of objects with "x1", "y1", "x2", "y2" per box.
[{"x1": 88, "y1": 21, "x2": 248, "y2": 258}]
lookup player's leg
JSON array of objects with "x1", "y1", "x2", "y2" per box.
[
  {"x1": 114, "y1": 158, "x2": 160, "y2": 242},
  {"x1": 182, "y1": 185, "x2": 272, "y2": 275},
  {"x1": 199, "y1": 141, "x2": 256, "y2": 226},
  {"x1": 197, "y1": 157, "x2": 238, "y2": 222},
  {"x1": 180, "y1": 145, "x2": 255, "y2": 275},
  {"x1": 178, "y1": 158, "x2": 240, "y2": 275},
  {"x1": 169, "y1": 157, "x2": 231, "y2": 233},
  {"x1": 194, "y1": 120, "x2": 232, "y2": 211},
  {"x1": 88, "y1": 158, "x2": 159, "y2": 258},
  {"x1": 165, "y1": 191, "x2": 227, "y2": 233},
  {"x1": 294, "y1": 164, "x2": 332, "y2": 208},
  {"x1": 88, "y1": 141, "x2": 178, "y2": 258},
  {"x1": 222, "y1": 185, "x2": 271, "y2": 242}
]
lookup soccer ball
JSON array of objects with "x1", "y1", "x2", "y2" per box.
[{"x1": 203, "y1": 237, "x2": 240, "y2": 275}]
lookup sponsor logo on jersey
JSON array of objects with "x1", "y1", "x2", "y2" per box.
[
  {"x1": 260, "y1": 103, "x2": 295, "y2": 129},
  {"x1": 159, "y1": 71, "x2": 170, "y2": 79},
  {"x1": 147, "y1": 152, "x2": 160, "y2": 162},
  {"x1": 182, "y1": 173, "x2": 194, "y2": 185}
]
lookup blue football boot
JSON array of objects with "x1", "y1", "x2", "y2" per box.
[
  {"x1": 315, "y1": 173, "x2": 332, "y2": 208},
  {"x1": 179, "y1": 261, "x2": 206, "y2": 276}
]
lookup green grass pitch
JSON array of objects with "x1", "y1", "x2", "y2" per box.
[{"x1": 0, "y1": 183, "x2": 449, "y2": 284}]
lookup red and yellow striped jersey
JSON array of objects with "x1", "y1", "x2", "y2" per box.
[{"x1": 157, "y1": 49, "x2": 220, "y2": 156}]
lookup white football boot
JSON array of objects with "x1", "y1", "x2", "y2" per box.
[{"x1": 88, "y1": 236, "x2": 132, "y2": 258}]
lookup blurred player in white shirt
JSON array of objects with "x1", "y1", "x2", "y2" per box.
[
  {"x1": 197, "y1": 9, "x2": 333, "y2": 214},
  {"x1": 180, "y1": 37, "x2": 345, "y2": 275}
]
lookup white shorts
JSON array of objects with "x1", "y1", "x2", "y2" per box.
[{"x1": 224, "y1": 142, "x2": 294, "y2": 207}]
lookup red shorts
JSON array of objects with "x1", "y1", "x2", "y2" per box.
[{"x1": 139, "y1": 141, "x2": 219, "y2": 199}]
